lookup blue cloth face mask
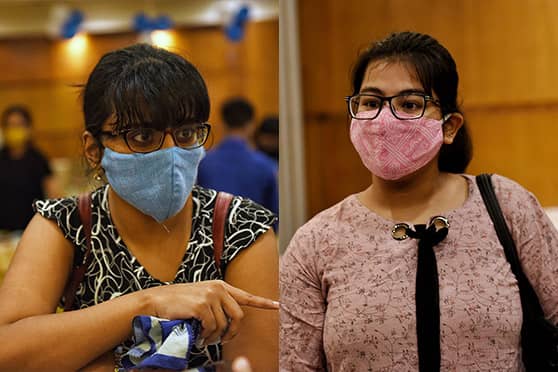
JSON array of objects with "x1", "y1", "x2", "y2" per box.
[{"x1": 101, "y1": 146, "x2": 205, "y2": 223}]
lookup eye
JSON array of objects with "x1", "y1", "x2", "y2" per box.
[
  {"x1": 402, "y1": 101, "x2": 419, "y2": 110},
  {"x1": 358, "y1": 96, "x2": 382, "y2": 109},
  {"x1": 175, "y1": 127, "x2": 195, "y2": 140},
  {"x1": 174, "y1": 125, "x2": 200, "y2": 146},
  {"x1": 397, "y1": 95, "x2": 425, "y2": 112},
  {"x1": 128, "y1": 128, "x2": 155, "y2": 144}
]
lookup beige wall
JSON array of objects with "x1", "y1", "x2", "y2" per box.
[{"x1": 299, "y1": 0, "x2": 558, "y2": 217}]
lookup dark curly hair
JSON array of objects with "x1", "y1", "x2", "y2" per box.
[{"x1": 351, "y1": 31, "x2": 472, "y2": 173}]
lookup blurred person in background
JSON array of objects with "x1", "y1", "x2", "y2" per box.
[
  {"x1": 280, "y1": 31, "x2": 558, "y2": 371},
  {"x1": 0, "y1": 105, "x2": 59, "y2": 232},
  {"x1": 198, "y1": 98, "x2": 279, "y2": 220},
  {"x1": 0, "y1": 44, "x2": 278, "y2": 371},
  {"x1": 254, "y1": 115, "x2": 279, "y2": 163}
]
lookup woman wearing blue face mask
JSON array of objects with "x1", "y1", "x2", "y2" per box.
[
  {"x1": 280, "y1": 32, "x2": 558, "y2": 371},
  {"x1": 0, "y1": 44, "x2": 278, "y2": 371}
]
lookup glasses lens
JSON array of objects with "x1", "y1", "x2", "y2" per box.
[
  {"x1": 174, "y1": 124, "x2": 208, "y2": 149},
  {"x1": 126, "y1": 128, "x2": 162, "y2": 153},
  {"x1": 392, "y1": 94, "x2": 426, "y2": 119},
  {"x1": 351, "y1": 95, "x2": 381, "y2": 119}
]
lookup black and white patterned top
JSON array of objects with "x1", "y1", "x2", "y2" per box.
[{"x1": 33, "y1": 184, "x2": 275, "y2": 368}]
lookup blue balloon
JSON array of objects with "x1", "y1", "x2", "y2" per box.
[
  {"x1": 225, "y1": 5, "x2": 250, "y2": 42},
  {"x1": 133, "y1": 12, "x2": 173, "y2": 32},
  {"x1": 61, "y1": 9, "x2": 84, "y2": 39},
  {"x1": 234, "y1": 6, "x2": 250, "y2": 25},
  {"x1": 154, "y1": 15, "x2": 173, "y2": 30},
  {"x1": 225, "y1": 24, "x2": 243, "y2": 42},
  {"x1": 133, "y1": 12, "x2": 151, "y2": 32}
]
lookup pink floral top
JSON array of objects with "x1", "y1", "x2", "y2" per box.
[{"x1": 280, "y1": 174, "x2": 558, "y2": 371}]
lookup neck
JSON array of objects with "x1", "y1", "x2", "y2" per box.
[
  {"x1": 361, "y1": 160, "x2": 446, "y2": 221},
  {"x1": 226, "y1": 127, "x2": 250, "y2": 140},
  {"x1": 107, "y1": 185, "x2": 192, "y2": 241}
]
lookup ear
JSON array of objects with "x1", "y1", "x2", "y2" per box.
[
  {"x1": 82, "y1": 131, "x2": 103, "y2": 168},
  {"x1": 442, "y1": 113, "x2": 464, "y2": 145}
]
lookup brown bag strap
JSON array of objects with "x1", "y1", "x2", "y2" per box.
[
  {"x1": 63, "y1": 192, "x2": 92, "y2": 311},
  {"x1": 212, "y1": 192, "x2": 233, "y2": 276},
  {"x1": 64, "y1": 191, "x2": 231, "y2": 309}
]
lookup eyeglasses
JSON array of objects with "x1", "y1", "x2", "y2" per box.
[
  {"x1": 100, "y1": 123, "x2": 211, "y2": 153},
  {"x1": 345, "y1": 93, "x2": 440, "y2": 120}
]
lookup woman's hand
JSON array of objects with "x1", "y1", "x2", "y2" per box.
[{"x1": 145, "y1": 280, "x2": 278, "y2": 345}]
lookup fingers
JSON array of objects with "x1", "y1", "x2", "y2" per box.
[
  {"x1": 220, "y1": 291, "x2": 244, "y2": 343},
  {"x1": 223, "y1": 282, "x2": 279, "y2": 309},
  {"x1": 199, "y1": 302, "x2": 217, "y2": 340},
  {"x1": 205, "y1": 301, "x2": 228, "y2": 345},
  {"x1": 152, "y1": 280, "x2": 277, "y2": 346},
  {"x1": 198, "y1": 281, "x2": 241, "y2": 344},
  {"x1": 197, "y1": 281, "x2": 275, "y2": 345}
]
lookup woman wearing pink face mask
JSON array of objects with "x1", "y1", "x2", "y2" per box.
[{"x1": 280, "y1": 32, "x2": 558, "y2": 371}]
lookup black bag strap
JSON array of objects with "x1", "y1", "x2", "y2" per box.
[
  {"x1": 475, "y1": 174, "x2": 545, "y2": 318},
  {"x1": 212, "y1": 192, "x2": 234, "y2": 276},
  {"x1": 63, "y1": 192, "x2": 93, "y2": 311}
]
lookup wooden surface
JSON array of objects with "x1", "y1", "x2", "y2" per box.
[{"x1": 298, "y1": 0, "x2": 558, "y2": 217}]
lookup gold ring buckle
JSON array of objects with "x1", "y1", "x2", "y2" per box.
[
  {"x1": 428, "y1": 216, "x2": 450, "y2": 231},
  {"x1": 391, "y1": 216, "x2": 449, "y2": 241},
  {"x1": 391, "y1": 223, "x2": 410, "y2": 240}
]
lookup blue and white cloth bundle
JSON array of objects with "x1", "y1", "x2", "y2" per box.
[{"x1": 120, "y1": 315, "x2": 207, "y2": 371}]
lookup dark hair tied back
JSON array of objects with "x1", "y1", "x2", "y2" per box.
[{"x1": 351, "y1": 31, "x2": 472, "y2": 173}]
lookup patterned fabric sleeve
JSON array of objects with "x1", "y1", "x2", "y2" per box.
[
  {"x1": 221, "y1": 196, "x2": 276, "y2": 270},
  {"x1": 279, "y1": 221, "x2": 327, "y2": 371},
  {"x1": 33, "y1": 196, "x2": 86, "y2": 266},
  {"x1": 492, "y1": 174, "x2": 558, "y2": 325}
]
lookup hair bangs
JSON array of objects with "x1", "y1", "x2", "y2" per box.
[{"x1": 109, "y1": 58, "x2": 210, "y2": 132}]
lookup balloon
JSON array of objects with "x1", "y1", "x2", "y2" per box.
[{"x1": 60, "y1": 9, "x2": 84, "y2": 39}]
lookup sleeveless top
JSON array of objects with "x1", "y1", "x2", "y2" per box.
[{"x1": 34, "y1": 184, "x2": 276, "y2": 368}]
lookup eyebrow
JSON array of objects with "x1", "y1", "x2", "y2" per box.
[{"x1": 359, "y1": 87, "x2": 426, "y2": 96}]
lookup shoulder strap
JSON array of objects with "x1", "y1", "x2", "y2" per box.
[
  {"x1": 63, "y1": 192, "x2": 92, "y2": 311},
  {"x1": 212, "y1": 192, "x2": 234, "y2": 276},
  {"x1": 475, "y1": 174, "x2": 544, "y2": 316}
]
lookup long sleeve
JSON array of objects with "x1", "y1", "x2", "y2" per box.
[
  {"x1": 280, "y1": 227, "x2": 327, "y2": 371},
  {"x1": 494, "y1": 174, "x2": 558, "y2": 325}
]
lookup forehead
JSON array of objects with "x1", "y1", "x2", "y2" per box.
[{"x1": 361, "y1": 60, "x2": 424, "y2": 95}]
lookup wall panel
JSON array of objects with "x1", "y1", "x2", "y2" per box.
[
  {"x1": 299, "y1": 0, "x2": 558, "y2": 217},
  {"x1": 0, "y1": 19, "x2": 278, "y2": 160}
]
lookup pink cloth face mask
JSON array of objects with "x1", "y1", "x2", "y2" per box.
[{"x1": 350, "y1": 108, "x2": 445, "y2": 180}]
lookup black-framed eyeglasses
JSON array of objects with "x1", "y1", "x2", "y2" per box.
[
  {"x1": 100, "y1": 123, "x2": 211, "y2": 153},
  {"x1": 344, "y1": 93, "x2": 440, "y2": 120}
]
